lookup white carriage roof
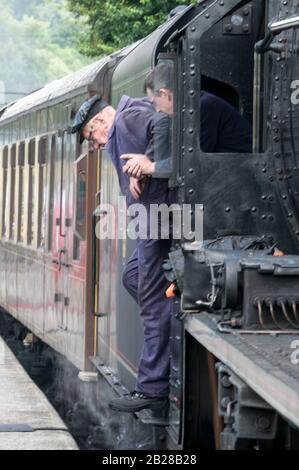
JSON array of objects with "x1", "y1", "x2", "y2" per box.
[{"x1": 0, "y1": 57, "x2": 111, "y2": 123}]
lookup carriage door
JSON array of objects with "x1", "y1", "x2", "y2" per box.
[{"x1": 52, "y1": 129, "x2": 71, "y2": 347}]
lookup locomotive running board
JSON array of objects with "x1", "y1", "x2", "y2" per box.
[{"x1": 185, "y1": 313, "x2": 299, "y2": 428}]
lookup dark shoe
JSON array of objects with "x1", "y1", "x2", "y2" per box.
[{"x1": 109, "y1": 391, "x2": 168, "y2": 412}]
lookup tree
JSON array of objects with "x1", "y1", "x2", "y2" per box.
[
  {"x1": 0, "y1": 0, "x2": 91, "y2": 105},
  {"x1": 67, "y1": 0, "x2": 193, "y2": 57}
]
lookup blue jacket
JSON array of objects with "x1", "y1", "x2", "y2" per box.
[{"x1": 106, "y1": 95, "x2": 169, "y2": 205}]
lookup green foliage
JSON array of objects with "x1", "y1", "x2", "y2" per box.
[
  {"x1": 67, "y1": 0, "x2": 193, "y2": 57},
  {"x1": 0, "y1": 0, "x2": 194, "y2": 105},
  {"x1": 0, "y1": 0, "x2": 91, "y2": 105}
]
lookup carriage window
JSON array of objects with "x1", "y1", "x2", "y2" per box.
[
  {"x1": 37, "y1": 137, "x2": 47, "y2": 248},
  {"x1": 47, "y1": 135, "x2": 56, "y2": 251},
  {"x1": 76, "y1": 134, "x2": 82, "y2": 160},
  {"x1": 17, "y1": 142, "x2": 25, "y2": 243},
  {"x1": 1, "y1": 146, "x2": 8, "y2": 238},
  {"x1": 74, "y1": 153, "x2": 87, "y2": 243},
  {"x1": 73, "y1": 234, "x2": 80, "y2": 261},
  {"x1": 9, "y1": 144, "x2": 16, "y2": 240},
  {"x1": 38, "y1": 137, "x2": 47, "y2": 164},
  {"x1": 28, "y1": 139, "x2": 35, "y2": 245}
]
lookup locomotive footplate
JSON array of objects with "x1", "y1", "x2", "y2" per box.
[{"x1": 185, "y1": 313, "x2": 299, "y2": 430}]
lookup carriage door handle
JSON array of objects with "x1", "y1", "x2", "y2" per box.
[{"x1": 58, "y1": 248, "x2": 66, "y2": 271}]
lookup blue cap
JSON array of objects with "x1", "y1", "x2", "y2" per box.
[{"x1": 71, "y1": 95, "x2": 109, "y2": 143}]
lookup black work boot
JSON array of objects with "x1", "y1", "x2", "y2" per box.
[{"x1": 109, "y1": 391, "x2": 168, "y2": 412}]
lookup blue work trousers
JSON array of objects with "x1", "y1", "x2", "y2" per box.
[{"x1": 122, "y1": 213, "x2": 173, "y2": 397}]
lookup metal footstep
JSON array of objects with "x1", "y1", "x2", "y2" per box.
[{"x1": 136, "y1": 408, "x2": 170, "y2": 426}]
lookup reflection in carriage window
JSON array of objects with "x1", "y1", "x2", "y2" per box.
[
  {"x1": 9, "y1": 144, "x2": 16, "y2": 240},
  {"x1": 47, "y1": 135, "x2": 56, "y2": 251},
  {"x1": 2, "y1": 146, "x2": 8, "y2": 238},
  {"x1": 28, "y1": 139, "x2": 35, "y2": 245},
  {"x1": 76, "y1": 134, "x2": 82, "y2": 161},
  {"x1": 76, "y1": 170, "x2": 86, "y2": 229},
  {"x1": 74, "y1": 153, "x2": 87, "y2": 243},
  {"x1": 18, "y1": 142, "x2": 25, "y2": 243},
  {"x1": 38, "y1": 137, "x2": 47, "y2": 248}
]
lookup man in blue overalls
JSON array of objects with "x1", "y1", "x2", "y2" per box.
[{"x1": 71, "y1": 94, "x2": 173, "y2": 413}]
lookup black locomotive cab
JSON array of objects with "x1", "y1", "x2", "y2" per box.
[
  {"x1": 161, "y1": 1, "x2": 299, "y2": 323},
  {"x1": 156, "y1": 0, "x2": 299, "y2": 449}
]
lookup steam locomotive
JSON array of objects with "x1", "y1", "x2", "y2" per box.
[{"x1": 0, "y1": 0, "x2": 299, "y2": 450}]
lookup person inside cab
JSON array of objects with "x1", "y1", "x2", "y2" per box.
[{"x1": 121, "y1": 61, "x2": 252, "y2": 178}]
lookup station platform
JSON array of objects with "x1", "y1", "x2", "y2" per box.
[{"x1": 0, "y1": 337, "x2": 78, "y2": 450}]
